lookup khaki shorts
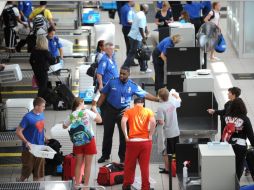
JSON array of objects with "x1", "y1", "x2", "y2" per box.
[{"x1": 21, "y1": 151, "x2": 45, "y2": 179}]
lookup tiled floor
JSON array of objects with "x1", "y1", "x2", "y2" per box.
[{"x1": 1, "y1": 7, "x2": 254, "y2": 190}]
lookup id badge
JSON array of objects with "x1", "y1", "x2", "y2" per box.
[{"x1": 121, "y1": 97, "x2": 125, "y2": 104}]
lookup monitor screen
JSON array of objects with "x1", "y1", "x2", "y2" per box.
[{"x1": 166, "y1": 47, "x2": 201, "y2": 72}]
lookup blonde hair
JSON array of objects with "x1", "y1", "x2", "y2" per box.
[
  {"x1": 36, "y1": 35, "x2": 48, "y2": 50},
  {"x1": 162, "y1": 1, "x2": 170, "y2": 9},
  {"x1": 72, "y1": 97, "x2": 84, "y2": 111},
  {"x1": 172, "y1": 34, "x2": 181, "y2": 44},
  {"x1": 158, "y1": 88, "x2": 169, "y2": 102}
]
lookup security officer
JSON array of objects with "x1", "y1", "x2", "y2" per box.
[
  {"x1": 152, "y1": 34, "x2": 181, "y2": 93},
  {"x1": 94, "y1": 66, "x2": 159, "y2": 163},
  {"x1": 16, "y1": 1, "x2": 32, "y2": 52},
  {"x1": 183, "y1": 1, "x2": 204, "y2": 34},
  {"x1": 96, "y1": 42, "x2": 118, "y2": 91},
  {"x1": 120, "y1": 1, "x2": 135, "y2": 56},
  {"x1": 18, "y1": 1, "x2": 33, "y2": 22},
  {"x1": 95, "y1": 42, "x2": 118, "y2": 121},
  {"x1": 47, "y1": 26, "x2": 63, "y2": 64}
]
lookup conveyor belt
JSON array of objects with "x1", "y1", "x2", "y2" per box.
[
  {"x1": 0, "y1": 132, "x2": 22, "y2": 147},
  {"x1": 0, "y1": 181, "x2": 106, "y2": 189}
]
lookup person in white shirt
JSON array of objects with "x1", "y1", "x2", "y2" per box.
[
  {"x1": 123, "y1": 4, "x2": 152, "y2": 74},
  {"x1": 156, "y1": 88, "x2": 181, "y2": 174},
  {"x1": 63, "y1": 97, "x2": 101, "y2": 187},
  {"x1": 204, "y1": 2, "x2": 221, "y2": 61}
]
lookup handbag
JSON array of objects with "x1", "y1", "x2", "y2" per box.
[
  {"x1": 135, "y1": 45, "x2": 152, "y2": 61},
  {"x1": 86, "y1": 62, "x2": 98, "y2": 77},
  {"x1": 97, "y1": 162, "x2": 124, "y2": 186},
  {"x1": 215, "y1": 34, "x2": 226, "y2": 53},
  {"x1": 32, "y1": 75, "x2": 38, "y2": 89}
]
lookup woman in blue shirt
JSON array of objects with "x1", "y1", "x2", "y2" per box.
[{"x1": 152, "y1": 34, "x2": 181, "y2": 93}]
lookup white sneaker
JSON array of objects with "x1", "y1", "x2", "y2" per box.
[{"x1": 145, "y1": 68, "x2": 152, "y2": 73}]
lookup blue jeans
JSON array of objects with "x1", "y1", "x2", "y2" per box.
[{"x1": 123, "y1": 37, "x2": 148, "y2": 71}]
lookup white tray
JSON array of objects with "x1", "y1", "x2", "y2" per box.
[{"x1": 29, "y1": 144, "x2": 56, "y2": 159}]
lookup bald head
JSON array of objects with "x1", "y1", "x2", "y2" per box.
[{"x1": 140, "y1": 4, "x2": 149, "y2": 14}]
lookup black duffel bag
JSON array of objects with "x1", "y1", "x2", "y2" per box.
[
  {"x1": 86, "y1": 62, "x2": 98, "y2": 77},
  {"x1": 135, "y1": 45, "x2": 152, "y2": 61}
]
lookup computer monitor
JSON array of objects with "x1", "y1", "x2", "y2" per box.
[{"x1": 166, "y1": 47, "x2": 201, "y2": 72}]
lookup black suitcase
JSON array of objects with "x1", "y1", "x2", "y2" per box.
[
  {"x1": 52, "y1": 84, "x2": 75, "y2": 110},
  {"x1": 246, "y1": 148, "x2": 254, "y2": 181}
]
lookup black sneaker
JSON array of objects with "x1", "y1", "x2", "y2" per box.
[{"x1": 98, "y1": 156, "x2": 109, "y2": 163}]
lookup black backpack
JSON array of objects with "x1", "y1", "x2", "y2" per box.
[{"x1": 2, "y1": 6, "x2": 17, "y2": 28}]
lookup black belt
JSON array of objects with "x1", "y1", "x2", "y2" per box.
[{"x1": 106, "y1": 102, "x2": 128, "y2": 111}]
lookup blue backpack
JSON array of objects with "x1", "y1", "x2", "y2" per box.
[
  {"x1": 68, "y1": 112, "x2": 92, "y2": 146},
  {"x1": 215, "y1": 34, "x2": 226, "y2": 53}
]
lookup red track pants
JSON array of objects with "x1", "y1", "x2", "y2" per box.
[{"x1": 123, "y1": 140, "x2": 152, "y2": 190}]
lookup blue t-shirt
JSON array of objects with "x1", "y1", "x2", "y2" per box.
[
  {"x1": 96, "y1": 54, "x2": 119, "y2": 85},
  {"x1": 128, "y1": 11, "x2": 146, "y2": 41},
  {"x1": 48, "y1": 36, "x2": 63, "y2": 58},
  {"x1": 183, "y1": 2, "x2": 204, "y2": 19},
  {"x1": 101, "y1": 78, "x2": 147, "y2": 109},
  {"x1": 157, "y1": 37, "x2": 174, "y2": 55},
  {"x1": 20, "y1": 111, "x2": 45, "y2": 149},
  {"x1": 18, "y1": 1, "x2": 32, "y2": 19}
]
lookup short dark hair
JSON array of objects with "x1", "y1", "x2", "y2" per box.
[
  {"x1": 47, "y1": 26, "x2": 55, "y2": 33},
  {"x1": 228, "y1": 87, "x2": 241, "y2": 98},
  {"x1": 120, "y1": 65, "x2": 130, "y2": 73},
  {"x1": 228, "y1": 98, "x2": 247, "y2": 117},
  {"x1": 212, "y1": 2, "x2": 219, "y2": 9},
  {"x1": 96, "y1": 40, "x2": 105, "y2": 53},
  {"x1": 33, "y1": 97, "x2": 46, "y2": 107},
  {"x1": 40, "y1": 1, "x2": 47, "y2": 6},
  {"x1": 134, "y1": 97, "x2": 145, "y2": 104},
  {"x1": 186, "y1": 1, "x2": 192, "y2": 4}
]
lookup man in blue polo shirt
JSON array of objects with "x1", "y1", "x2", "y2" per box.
[
  {"x1": 94, "y1": 66, "x2": 159, "y2": 163},
  {"x1": 183, "y1": 1, "x2": 204, "y2": 34},
  {"x1": 152, "y1": 34, "x2": 181, "y2": 93},
  {"x1": 120, "y1": 1, "x2": 135, "y2": 56},
  {"x1": 47, "y1": 26, "x2": 63, "y2": 63},
  {"x1": 18, "y1": 1, "x2": 32, "y2": 22}
]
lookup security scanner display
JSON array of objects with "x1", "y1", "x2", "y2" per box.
[
  {"x1": 159, "y1": 22, "x2": 195, "y2": 47},
  {"x1": 198, "y1": 143, "x2": 236, "y2": 190},
  {"x1": 183, "y1": 71, "x2": 214, "y2": 92},
  {"x1": 166, "y1": 47, "x2": 201, "y2": 92},
  {"x1": 177, "y1": 92, "x2": 218, "y2": 140},
  {"x1": 169, "y1": 22, "x2": 195, "y2": 47}
]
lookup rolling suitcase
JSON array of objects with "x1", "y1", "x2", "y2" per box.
[
  {"x1": 63, "y1": 153, "x2": 84, "y2": 182},
  {"x1": 246, "y1": 148, "x2": 254, "y2": 181}
]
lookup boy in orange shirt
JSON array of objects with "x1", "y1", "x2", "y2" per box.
[{"x1": 121, "y1": 97, "x2": 156, "y2": 190}]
